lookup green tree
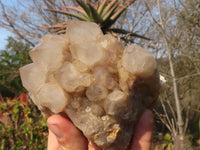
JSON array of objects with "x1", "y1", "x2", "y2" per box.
[{"x1": 0, "y1": 37, "x2": 32, "y2": 97}]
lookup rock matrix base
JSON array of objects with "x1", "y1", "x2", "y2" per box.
[{"x1": 20, "y1": 20, "x2": 161, "y2": 150}]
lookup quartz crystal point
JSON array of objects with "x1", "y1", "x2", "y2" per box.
[{"x1": 19, "y1": 20, "x2": 161, "y2": 150}]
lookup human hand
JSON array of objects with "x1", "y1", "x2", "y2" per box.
[{"x1": 47, "y1": 109, "x2": 154, "y2": 150}]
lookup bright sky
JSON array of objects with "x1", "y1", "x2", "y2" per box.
[
  {"x1": 0, "y1": 0, "x2": 17, "y2": 50},
  {"x1": 0, "y1": 28, "x2": 13, "y2": 50},
  {"x1": 0, "y1": 0, "x2": 19, "y2": 50}
]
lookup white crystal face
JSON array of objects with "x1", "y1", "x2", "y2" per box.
[
  {"x1": 104, "y1": 90, "x2": 128, "y2": 116},
  {"x1": 19, "y1": 63, "x2": 46, "y2": 94},
  {"x1": 93, "y1": 66, "x2": 117, "y2": 90},
  {"x1": 36, "y1": 83, "x2": 69, "y2": 113},
  {"x1": 66, "y1": 20, "x2": 103, "y2": 45},
  {"x1": 70, "y1": 42, "x2": 104, "y2": 67},
  {"x1": 72, "y1": 59, "x2": 88, "y2": 73},
  {"x1": 19, "y1": 20, "x2": 161, "y2": 150},
  {"x1": 30, "y1": 34, "x2": 70, "y2": 72},
  {"x1": 86, "y1": 83, "x2": 108, "y2": 101},
  {"x1": 55, "y1": 62, "x2": 94, "y2": 92},
  {"x1": 122, "y1": 44, "x2": 157, "y2": 78}
]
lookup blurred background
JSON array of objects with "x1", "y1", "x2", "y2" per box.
[{"x1": 0, "y1": 0, "x2": 199, "y2": 149}]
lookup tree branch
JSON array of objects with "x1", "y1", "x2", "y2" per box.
[{"x1": 0, "y1": 1, "x2": 35, "y2": 47}]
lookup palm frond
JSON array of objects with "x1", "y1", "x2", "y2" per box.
[
  {"x1": 89, "y1": 4, "x2": 102, "y2": 23},
  {"x1": 102, "y1": 0, "x2": 118, "y2": 17},
  {"x1": 76, "y1": 0, "x2": 91, "y2": 18},
  {"x1": 97, "y1": 0, "x2": 108, "y2": 15},
  {"x1": 44, "y1": 0, "x2": 150, "y2": 40},
  {"x1": 61, "y1": 6, "x2": 87, "y2": 17},
  {"x1": 110, "y1": 28, "x2": 151, "y2": 40},
  {"x1": 46, "y1": 9, "x2": 88, "y2": 21}
]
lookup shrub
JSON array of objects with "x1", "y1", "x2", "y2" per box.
[
  {"x1": 0, "y1": 37, "x2": 32, "y2": 97},
  {"x1": 0, "y1": 93, "x2": 48, "y2": 150}
]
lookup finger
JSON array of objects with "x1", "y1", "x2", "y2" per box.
[
  {"x1": 47, "y1": 115, "x2": 88, "y2": 150},
  {"x1": 131, "y1": 109, "x2": 154, "y2": 150},
  {"x1": 48, "y1": 129, "x2": 59, "y2": 150},
  {"x1": 88, "y1": 141, "x2": 102, "y2": 150}
]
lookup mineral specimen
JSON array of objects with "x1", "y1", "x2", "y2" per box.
[{"x1": 19, "y1": 20, "x2": 161, "y2": 150}]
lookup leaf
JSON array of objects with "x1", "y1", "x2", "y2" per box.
[
  {"x1": 94, "y1": 1, "x2": 99, "y2": 10},
  {"x1": 20, "y1": 92, "x2": 27, "y2": 104},
  {"x1": 76, "y1": 0, "x2": 91, "y2": 18},
  {"x1": 101, "y1": 0, "x2": 136, "y2": 30},
  {"x1": 61, "y1": 6, "x2": 88, "y2": 17},
  {"x1": 102, "y1": 0, "x2": 118, "y2": 17},
  {"x1": 164, "y1": 133, "x2": 172, "y2": 142},
  {"x1": 46, "y1": 9, "x2": 88, "y2": 21},
  {"x1": 110, "y1": 28, "x2": 151, "y2": 40},
  {"x1": 125, "y1": 0, "x2": 136, "y2": 6},
  {"x1": 43, "y1": 22, "x2": 66, "y2": 29},
  {"x1": 102, "y1": 2, "x2": 119, "y2": 21},
  {"x1": 89, "y1": 4, "x2": 103, "y2": 23},
  {"x1": 111, "y1": 0, "x2": 136, "y2": 21},
  {"x1": 51, "y1": 27, "x2": 66, "y2": 33},
  {"x1": 57, "y1": 30, "x2": 67, "y2": 34},
  {"x1": 97, "y1": 0, "x2": 107, "y2": 15}
]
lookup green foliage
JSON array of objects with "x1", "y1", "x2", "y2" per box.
[
  {"x1": 152, "y1": 132, "x2": 174, "y2": 150},
  {"x1": 0, "y1": 37, "x2": 32, "y2": 97},
  {"x1": 0, "y1": 93, "x2": 48, "y2": 150},
  {"x1": 187, "y1": 115, "x2": 200, "y2": 145},
  {"x1": 164, "y1": 133, "x2": 172, "y2": 143}
]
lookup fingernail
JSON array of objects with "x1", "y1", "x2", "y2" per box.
[
  {"x1": 48, "y1": 124, "x2": 63, "y2": 139},
  {"x1": 143, "y1": 109, "x2": 153, "y2": 117},
  {"x1": 141, "y1": 109, "x2": 154, "y2": 126}
]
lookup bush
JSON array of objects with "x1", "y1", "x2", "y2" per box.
[
  {"x1": 0, "y1": 37, "x2": 32, "y2": 97},
  {"x1": 0, "y1": 93, "x2": 48, "y2": 150}
]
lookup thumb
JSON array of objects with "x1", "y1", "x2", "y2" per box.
[
  {"x1": 47, "y1": 115, "x2": 88, "y2": 150},
  {"x1": 131, "y1": 109, "x2": 154, "y2": 150}
]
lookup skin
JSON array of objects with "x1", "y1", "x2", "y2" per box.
[{"x1": 47, "y1": 109, "x2": 154, "y2": 150}]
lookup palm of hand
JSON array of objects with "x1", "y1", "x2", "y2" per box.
[{"x1": 47, "y1": 109, "x2": 153, "y2": 150}]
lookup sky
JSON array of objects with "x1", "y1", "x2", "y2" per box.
[
  {"x1": 0, "y1": 0, "x2": 18, "y2": 50},
  {"x1": 0, "y1": 28, "x2": 13, "y2": 50}
]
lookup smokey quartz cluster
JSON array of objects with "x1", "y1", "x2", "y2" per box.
[{"x1": 20, "y1": 20, "x2": 161, "y2": 150}]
